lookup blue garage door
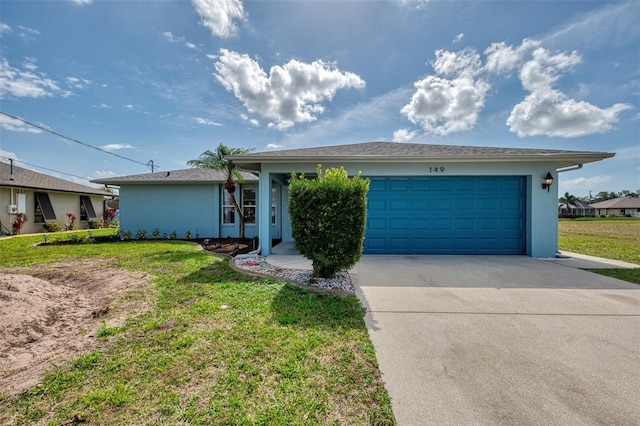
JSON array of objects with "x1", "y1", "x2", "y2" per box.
[{"x1": 364, "y1": 176, "x2": 526, "y2": 254}]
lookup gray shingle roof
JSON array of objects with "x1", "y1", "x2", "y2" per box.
[
  {"x1": 0, "y1": 162, "x2": 112, "y2": 196},
  {"x1": 92, "y1": 168, "x2": 258, "y2": 185},
  {"x1": 227, "y1": 141, "x2": 614, "y2": 168},
  {"x1": 589, "y1": 197, "x2": 640, "y2": 209}
]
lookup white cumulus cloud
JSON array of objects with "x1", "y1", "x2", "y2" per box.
[
  {"x1": 192, "y1": 0, "x2": 246, "y2": 38},
  {"x1": 193, "y1": 117, "x2": 222, "y2": 126},
  {"x1": 266, "y1": 143, "x2": 283, "y2": 149},
  {"x1": 71, "y1": 0, "x2": 93, "y2": 5},
  {"x1": 507, "y1": 46, "x2": 631, "y2": 137},
  {"x1": 402, "y1": 48, "x2": 489, "y2": 135},
  {"x1": 392, "y1": 128, "x2": 417, "y2": 142},
  {"x1": 483, "y1": 39, "x2": 539, "y2": 74},
  {"x1": 65, "y1": 76, "x2": 90, "y2": 89},
  {"x1": 100, "y1": 143, "x2": 135, "y2": 151},
  {"x1": 432, "y1": 48, "x2": 482, "y2": 78},
  {"x1": 0, "y1": 59, "x2": 66, "y2": 98},
  {"x1": 162, "y1": 31, "x2": 183, "y2": 43},
  {"x1": 92, "y1": 170, "x2": 117, "y2": 179},
  {"x1": 0, "y1": 23, "x2": 11, "y2": 34},
  {"x1": 214, "y1": 49, "x2": 365, "y2": 129},
  {"x1": 0, "y1": 114, "x2": 43, "y2": 133},
  {"x1": 560, "y1": 175, "x2": 612, "y2": 192}
]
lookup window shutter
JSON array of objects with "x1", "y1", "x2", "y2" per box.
[
  {"x1": 35, "y1": 193, "x2": 56, "y2": 221},
  {"x1": 80, "y1": 196, "x2": 97, "y2": 220}
]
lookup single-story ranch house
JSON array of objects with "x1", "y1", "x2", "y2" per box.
[
  {"x1": 589, "y1": 197, "x2": 640, "y2": 217},
  {"x1": 94, "y1": 142, "x2": 613, "y2": 258},
  {"x1": 1, "y1": 161, "x2": 112, "y2": 235}
]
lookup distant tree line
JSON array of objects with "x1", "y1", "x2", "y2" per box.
[{"x1": 560, "y1": 189, "x2": 639, "y2": 205}]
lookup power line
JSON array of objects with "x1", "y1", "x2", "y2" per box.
[
  {"x1": 1, "y1": 156, "x2": 93, "y2": 182},
  {"x1": 0, "y1": 111, "x2": 156, "y2": 169}
]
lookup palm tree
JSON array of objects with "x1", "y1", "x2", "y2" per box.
[{"x1": 188, "y1": 143, "x2": 255, "y2": 238}]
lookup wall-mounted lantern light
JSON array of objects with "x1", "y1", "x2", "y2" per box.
[{"x1": 541, "y1": 172, "x2": 554, "y2": 192}]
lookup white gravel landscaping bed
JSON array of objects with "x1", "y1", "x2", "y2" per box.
[{"x1": 234, "y1": 255, "x2": 354, "y2": 294}]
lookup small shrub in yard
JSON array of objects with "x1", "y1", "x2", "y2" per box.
[
  {"x1": 152, "y1": 228, "x2": 161, "y2": 239},
  {"x1": 289, "y1": 165, "x2": 370, "y2": 278},
  {"x1": 136, "y1": 229, "x2": 147, "y2": 240},
  {"x1": 121, "y1": 230, "x2": 132, "y2": 240},
  {"x1": 169, "y1": 231, "x2": 177, "y2": 240},
  {"x1": 66, "y1": 213, "x2": 77, "y2": 231},
  {"x1": 88, "y1": 220, "x2": 102, "y2": 229},
  {"x1": 68, "y1": 234, "x2": 82, "y2": 243},
  {"x1": 43, "y1": 222, "x2": 62, "y2": 232},
  {"x1": 11, "y1": 213, "x2": 25, "y2": 235},
  {"x1": 184, "y1": 229, "x2": 192, "y2": 239}
]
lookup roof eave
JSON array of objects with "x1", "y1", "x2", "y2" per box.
[
  {"x1": 91, "y1": 179, "x2": 259, "y2": 185},
  {"x1": 0, "y1": 182, "x2": 111, "y2": 196},
  {"x1": 228, "y1": 153, "x2": 615, "y2": 167}
]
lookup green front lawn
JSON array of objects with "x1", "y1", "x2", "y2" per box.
[
  {"x1": 558, "y1": 218, "x2": 640, "y2": 284},
  {"x1": 0, "y1": 231, "x2": 395, "y2": 425},
  {"x1": 558, "y1": 218, "x2": 640, "y2": 265}
]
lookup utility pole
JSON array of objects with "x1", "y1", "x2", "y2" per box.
[{"x1": 147, "y1": 160, "x2": 156, "y2": 173}]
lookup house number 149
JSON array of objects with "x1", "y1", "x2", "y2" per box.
[{"x1": 429, "y1": 167, "x2": 445, "y2": 173}]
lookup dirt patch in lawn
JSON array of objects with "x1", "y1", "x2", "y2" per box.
[{"x1": 0, "y1": 259, "x2": 154, "y2": 396}]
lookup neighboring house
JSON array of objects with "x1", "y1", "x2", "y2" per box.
[
  {"x1": 0, "y1": 161, "x2": 112, "y2": 235},
  {"x1": 93, "y1": 168, "x2": 263, "y2": 238},
  {"x1": 589, "y1": 197, "x2": 640, "y2": 217},
  {"x1": 93, "y1": 142, "x2": 613, "y2": 258},
  {"x1": 558, "y1": 201, "x2": 595, "y2": 217}
]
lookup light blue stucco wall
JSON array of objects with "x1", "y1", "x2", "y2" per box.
[
  {"x1": 257, "y1": 161, "x2": 559, "y2": 258},
  {"x1": 120, "y1": 184, "x2": 220, "y2": 237}
]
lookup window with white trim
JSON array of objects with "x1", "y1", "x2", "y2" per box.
[
  {"x1": 222, "y1": 190, "x2": 235, "y2": 224},
  {"x1": 242, "y1": 188, "x2": 256, "y2": 224},
  {"x1": 271, "y1": 187, "x2": 277, "y2": 225}
]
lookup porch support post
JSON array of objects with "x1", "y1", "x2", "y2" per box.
[{"x1": 258, "y1": 171, "x2": 272, "y2": 255}]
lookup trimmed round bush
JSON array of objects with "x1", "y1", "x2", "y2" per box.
[{"x1": 288, "y1": 165, "x2": 369, "y2": 278}]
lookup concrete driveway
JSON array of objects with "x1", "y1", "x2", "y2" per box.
[{"x1": 351, "y1": 256, "x2": 640, "y2": 425}]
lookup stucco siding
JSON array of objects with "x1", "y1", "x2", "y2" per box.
[
  {"x1": 0, "y1": 188, "x2": 106, "y2": 234},
  {"x1": 259, "y1": 161, "x2": 559, "y2": 257},
  {"x1": 120, "y1": 184, "x2": 219, "y2": 237}
]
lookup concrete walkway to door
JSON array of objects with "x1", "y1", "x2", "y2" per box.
[{"x1": 267, "y1": 250, "x2": 640, "y2": 425}]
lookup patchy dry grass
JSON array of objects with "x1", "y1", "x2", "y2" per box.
[
  {"x1": 558, "y1": 218, "x2": 640, "y2": 265},
  {"x1": 0, "y1": 232, "x2": 395, "y2": 425}
]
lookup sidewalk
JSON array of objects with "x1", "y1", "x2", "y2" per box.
[{"x1": 546, "y1": 251, "x2": 639, "y2": 269}]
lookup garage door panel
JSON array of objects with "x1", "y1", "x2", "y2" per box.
[
  {"x1": 368, "y1": 218, "x2": 387, "y2": 229},
  {"x1": 411, "y1": 218, "x2": 430, "y2": 229},
  {"x1": 389, "y1": 237, "x2": 410, "y2": 249},
  {"x1": 389, "y1": 179, "x2": 410, "y2": 191},
  {"x1": 457, "y1": 198, "x2": 476, "y2": 209},
  {"x1": 411, "y1": 179, "x2": 430, "y2": 191},
  {"x1": 364, "y1": 176, "x2": 525, "y2": 254},
  {"x1": 390, "y1": 218, "x2": 408, "y2": 229},
  {"x1": 411, "y1": 199, "x2": 430, "y2": 210},
  {"x1": 369, "y1": 199, "x2": 386, "y2": 210},
  {"x1": 455, "y1": 218, "x2": 476, "y2": 229},
  {"x1": 433, "y1": 198, "x2": 454, "y2": 210},
  {"x1": 433, "y1": 218, "x2": 453, "y2": 229},
  {"x1": 390, "y1": 199, "x2": 410, "y2": 210}
]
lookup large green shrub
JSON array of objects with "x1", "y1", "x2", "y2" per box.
[{"x1": 288, "y1": 165, "x2": 370, "y2": 278}]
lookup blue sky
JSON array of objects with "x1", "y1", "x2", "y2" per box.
[{"x1": 0, "y1": 0, "x2": 638, "y2": 198}]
